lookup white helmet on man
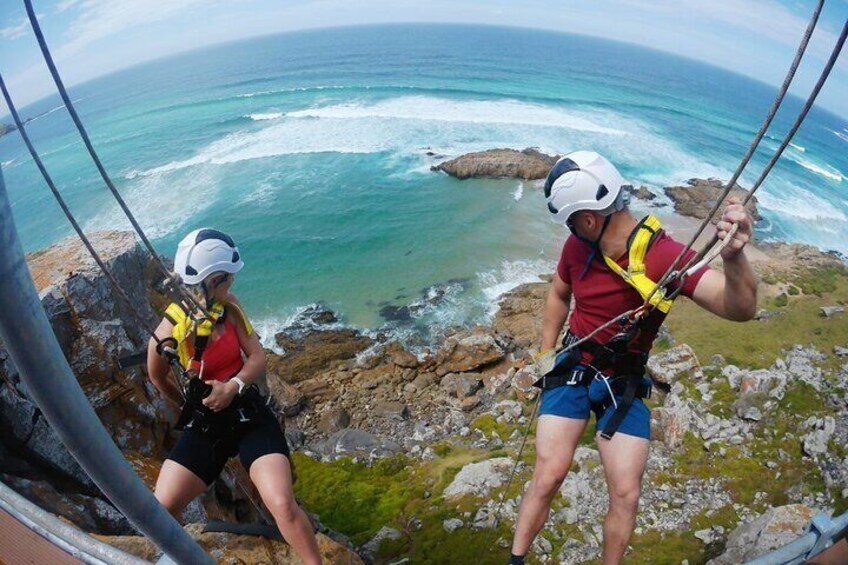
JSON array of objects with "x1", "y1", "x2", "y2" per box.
[
  {"x1": 174, "y1": 228, "x2": 243, "y2": 285},
  {"x1": 544, "y1": 150, "x2": 629, "y2": 226}
]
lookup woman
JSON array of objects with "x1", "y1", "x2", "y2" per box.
[{"x1": 146, "y1": 228, "x2": 322, "y2": 564}]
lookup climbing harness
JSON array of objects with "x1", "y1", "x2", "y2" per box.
[
  {"x1": 601, "y1": 215, "x2": 673, "y2": 314},
  {"x1": 487, "y1": 3, "x2": 846, "y2": 552}
]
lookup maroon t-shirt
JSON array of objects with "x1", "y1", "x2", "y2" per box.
[{"x1": 557, "y1": 229, "x2": 709, "y2": 362}]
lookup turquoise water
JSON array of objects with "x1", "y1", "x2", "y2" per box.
[{"x1": 2, "y1": 24, "x2": 847, "y2": 343}]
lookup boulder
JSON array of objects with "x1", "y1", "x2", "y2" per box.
[
  {"x1": 296, "y1": 377, "x2": 339, "y2": 404},
  {"x1": 443, "y1": 457, "x2": 514, "y2": 499},
  {"x1": 511, "y1": 366, "x2": 538, "y2": 400},
  {"x1": 708, "y1": 505, "x2": 816, "y2": 564},
  {"x1": 432, "y1": 148, "x2": 558, "y2": 180},
  {"x1": 317, "y1": 406, "x2": 351, "y2": 434},
  {"x1": 319, "y1": 429, "x2": 401, "y2": 458},
  {"x1": 492, "y1": 281, "x2": 549, "y2": 349},
  {"x1": 373, "y1": 401, "x2": 410, "y2": 421},
  {"x1": 269, "y1": 325, "x2": 373, "y2": 384},
  {"x1": 360, "y1": 526, "x2": 402, "y2": 561},
  {"x1": 454, "y1": 374, "x2": 484, "y2": 399},
  {"x1": 820, "y1": 306, "x2": 845, "y2": 318},
  {"x1": 663, "y1": 178, "x2": 760, "y2": 221},
  {"x1": 651, "y1": 397, "x2": 695, "y2": 450},
  {"x1": 265, "y1": 374, "x2": 306, "y2": 417},
  {"x1": 647, "y1": 344, "x2": 703, "y2": 385},
  {"x1": 443, "y1": 518, "x2": 464, "y2": 533},
  {"x1": 435, "y1": 328, "x2": 505, "y2": 376}
]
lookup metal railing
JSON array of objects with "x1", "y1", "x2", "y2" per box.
[{"x1": 0, "y1": 166, "x2": 212, "y2": 564}]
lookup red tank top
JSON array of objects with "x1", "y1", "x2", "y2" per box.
[
  {"x1": 188, "y1": 318, "x2": 244, "y2": 382},
  {"x1": 556, "y1": 230, "x2": 709, "y2": 362}
]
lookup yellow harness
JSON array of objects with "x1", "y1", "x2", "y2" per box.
[
  {"x1": 602, "y1": 215, "x2": 674, "y2": 314},
  {"x1": 164, "y1": 300, "x2": 254, "y2": 370}
]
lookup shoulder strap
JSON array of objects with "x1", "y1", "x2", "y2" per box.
[
  {"x1": 602, "y1": 215, "x2": 674, "y2": 314},
  {"x1": 164, "y1": 302, "x2": 227, "y2": 371}
]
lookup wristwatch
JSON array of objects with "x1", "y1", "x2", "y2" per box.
[{"x1": 231, "y1": 376, "x2": 247, "y2": 395}]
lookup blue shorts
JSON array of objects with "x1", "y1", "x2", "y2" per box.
[{"x1": 538, "y1": 367, "x2": 651, "y2": 440}]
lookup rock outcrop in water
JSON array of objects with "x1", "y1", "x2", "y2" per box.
[
  {"x1": 664, "y1": 178, "x2": 761, "y2": 221},
  {"x1": 432, "y1": 147, "x2": 558, "y2": 180}
]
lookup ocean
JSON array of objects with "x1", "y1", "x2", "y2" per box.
[{"x1": 2, "y1": 24, "x2": 847, "y2": 346}]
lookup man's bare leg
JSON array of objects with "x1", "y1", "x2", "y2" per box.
[
  {"x1": 597, "y1": 432, "x2": 650, "y2": 564},
  {"x1": 511, "y1": 415, "x2": 587, "y2": 558}
]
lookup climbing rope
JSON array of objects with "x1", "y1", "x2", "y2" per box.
[
  {"x1": 671, "y1": 16, "x2": 848, "y2": 290},
  {"x1": 645, "y1": 0, "x2": 826, "y2": 305},
  {"x1": 486, "y1": 5, "x2": 844, "y2": 555},
  {"x1": 22, "y1": 0, "x2": 209, "y2": 319},
  {"x1": 0, "y1": 72, "x2": 187, "y2": 400}
]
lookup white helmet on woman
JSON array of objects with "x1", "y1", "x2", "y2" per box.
[
  {"x1": 174, "y1": 228, "x2": 243, "y2": 285},
  {"x1": 544, "y1": 150, "x2": 629, "y2": 226}
]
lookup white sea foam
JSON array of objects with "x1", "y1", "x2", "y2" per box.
[
  {"x1": 286, "y1": 96, "x2": 629, "y2": 135},
  {"x1": 784, "y1": 152, "x2": 844, "y2": 182},
  {"x1": 513, "y1": 182, "x2": 524, "y2": 201},
  {"x1": 478, "y1": 258, "x2": 555, "y2": 318},
  {"x1": 1, "y1": 159, "x2": 16, "y2": 169},
  {"x1": 247, "y1": 112, "x2": 284, "y2": 121},
  {"x1": 788, "y1": 142, "x2": 805, "y2": 152},
  {"x1": 757, "y1": 186, "x2": 847, "y2": 222},
  {"x1": 130, "y1": 95, "x2": 721, "y2": 185},
  {"x1": 832, "y1": 129, "x2": 848, "y2": 143},
  {"x1": 83, "y1": 165, "x2": 224, "y2": 239}
]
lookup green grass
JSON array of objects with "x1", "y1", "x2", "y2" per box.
[
  {"x1": 664, "y1": 267, "x2": 848, "y2": 368},
  {"x1": 291, "y1": 266, "x2": 848, "y2": 563}
]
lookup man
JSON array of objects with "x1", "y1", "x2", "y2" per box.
[{"x1": 508, "y1": 151, "x2": 757, "y2": 564}]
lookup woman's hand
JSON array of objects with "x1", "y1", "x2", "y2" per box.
[{"x1": 202, "y1": 380, "x2": 239, "y2": 412}]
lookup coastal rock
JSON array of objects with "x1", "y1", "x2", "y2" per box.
[
  {"x1": 318, "y1": 429, "x2": 401, "y2": 458},
  {"x1": 708, "y1": 505, "x2": 816, "y2": 564},
  {"x1": 361, "y1": 526, "x2": 402, "y2": 561},
  {"x1": 373, "y1": 401, "x2": 410, "y2": 421},
  {"x1": 492, "y1": 281, "x2": 549, "y2": 350},
  {"x1": 317, "y1": 406, "x2": 351, "y2": 434},
  {"x1": 443, "y1": 457, "x2": 514, "y2": 499},
  {"x1": 647, "y1": 344, "x2": 703, "y2": 385},
  {"x1": 435, "y1": 327, "x2": 505, "y2": 376},
  {"x1": 626, "y1": 185, "x2": 657, "y2": 201},
  {"x1": 97, "y1": 523, "x2": 363, "y2": 563},
  {"x1": 0, "y1": 232, "x2": 168, "y2": 491},
  {"x1": 432, "y1": 148, "x2": 558, "y2": 180},
  {"x1": 265, "y1": 374, "x2": 306, "y2": 417},
  {"x1": 1, "y1": 474, "x2": 132, "y2": 534},
  {"x1": 663, "y1": 178, "x2": 760, "y2": 221},
  {"x1": 269, "y1": 315, "x2": 373, "y2": 383}
]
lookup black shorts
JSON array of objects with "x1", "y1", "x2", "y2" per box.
[{"x1": 167, "y1": 402, "x2": 290, "y2": 486}]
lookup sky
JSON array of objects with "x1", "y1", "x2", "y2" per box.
[{"x1": 1, "y1": 0, "x2": 847, "y2": 119}]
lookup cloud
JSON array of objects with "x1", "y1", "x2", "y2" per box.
[
  {"x1": 1, "y1": 16, "x2": 30, "y2": 40},
  {"x1": 57, "y1": 0, "x2": 211, "y2": 58},
  {"x1": 56, "y1": 0, "x2": 82, "y2": 13}
]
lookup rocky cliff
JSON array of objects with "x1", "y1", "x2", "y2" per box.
[
  {"x1": 0, "y1": 231, "x2": 360, "y2": 562},
  {"x1": 3, "y1": 228, "x2": 847, "y2": 564}
]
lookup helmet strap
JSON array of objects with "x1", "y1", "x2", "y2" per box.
[{"x1": 578, "y1": 214, "x2": 612, "y2": 279}]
